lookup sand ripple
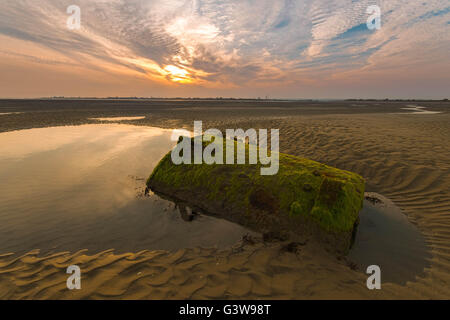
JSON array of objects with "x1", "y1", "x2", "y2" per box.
[{"x1": 1, "y1": 111, "x2": 449, "y2": 299}]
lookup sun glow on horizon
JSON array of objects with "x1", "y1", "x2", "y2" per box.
[
  {"x1": 0, "y1": 1, "x2": 448, "y2": 98},
  {"x1": 163, "y1": 65, "x2": 193, "y2": 83}
]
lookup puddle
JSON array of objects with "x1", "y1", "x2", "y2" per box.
[
  {"x1": 400, "y1": 105, "x2": 441, "y2": 114},
  {"x1": 0, "y1": 112, "x2": 23, "y2": 115},
  {"x1": 90, "y1": 116, "x2": 146, "y2": 121},
  {"x1": 0, "y1": 124, "x2": 252, "y2": 256},
  {"x1": 349, "y1": 192, "x2": 432, "y2": 284}
]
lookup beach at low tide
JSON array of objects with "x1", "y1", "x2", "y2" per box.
[{"x1": 0, "y1": 99, "x2": 449, "y2": 299}]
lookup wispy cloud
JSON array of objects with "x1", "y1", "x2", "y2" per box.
[{"x1": 0, "y1": 0, "x2": 448, "y2": 98}]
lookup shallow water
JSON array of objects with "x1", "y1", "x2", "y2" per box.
[
  {"x1": 401, "y1": 105, "x2": 441, "y2": 114},
  {"x1": 90, "y1": 116, "x2": 146, "y2": 121},
  {"x1": 0, "y1": 112, "x2": 23, "y2": 116},
  {"x1": 350, "y1": 193, "x2": 431, "y2": 284},
  {"x1": 0, "y1": 124, "x2": 252, "y2": 256}
]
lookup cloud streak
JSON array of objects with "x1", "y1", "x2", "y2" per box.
[{"x1": 0, "y1": 0, "x2": 448, "y2": 98}]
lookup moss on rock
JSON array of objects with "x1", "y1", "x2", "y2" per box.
[{"x1": 147, "y1": 137, "x2": 365, "y2": 254}]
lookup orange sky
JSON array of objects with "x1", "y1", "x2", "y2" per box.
[{"x1": 0, "y1": 1, "x2": 449, "y2": 99}]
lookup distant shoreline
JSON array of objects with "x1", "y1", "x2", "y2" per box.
[{"x1": 0, "y1": 97, "x2": 448, "y2": 102}]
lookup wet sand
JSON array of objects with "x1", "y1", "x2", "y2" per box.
[{"x1": 0, "y1": 99, "x2": 449, "y2": 299}]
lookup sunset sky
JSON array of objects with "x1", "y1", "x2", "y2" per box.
[{"x1": 0, "y1": 0, "x2": 449, "y2": 99}]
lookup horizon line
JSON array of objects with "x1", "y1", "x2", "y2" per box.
[{"x1": 0, "y1": 97, "x2": 448, "y2": 102}]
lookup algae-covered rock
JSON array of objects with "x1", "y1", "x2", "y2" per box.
[{"x1": 147, "y1": 137, "x2": 365, "y2": 254}]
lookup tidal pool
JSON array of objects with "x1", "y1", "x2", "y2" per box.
[
  {"x1": 0, "y1": 124, "x2": 252, "y2": 256},
  {"x1": 401, "y1": 105, "x2": 441, "y2": 114},
  {"x1": 90, "y1": 116, "x2": 147, "y2": 121},
  {"x1": 0, "y1": 112, "x2": 23, "y2": 116},
  {"x1": 349, "y1": 193, "x2": 431, "y2": 284}
]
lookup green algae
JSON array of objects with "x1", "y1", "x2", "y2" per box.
[{"x1": 147, "y1": 137, "x2": 365, "y2": 252}]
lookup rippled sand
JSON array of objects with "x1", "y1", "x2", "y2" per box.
[{"x1": 0, "y1": 100, "x2": 449, "y2": 299}]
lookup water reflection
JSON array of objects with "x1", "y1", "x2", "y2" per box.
[
  {"x1": 349, "y1": 193, "x2": 431, "y2": 284},
  {"x1": 401, "y1": 105, "x2": 441, "y2": 114},
  {"x1": 0, "y1": 124, "x2": 252, "y2": 256},
  {"x1": 90, "y1": 116, "x2": 146, "y2": 121}
]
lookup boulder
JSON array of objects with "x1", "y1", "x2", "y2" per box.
[{"x1": 147, "y1": 137, "x2": 365, "y2": 254}]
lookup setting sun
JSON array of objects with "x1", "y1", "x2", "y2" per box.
[{"x1": 163, "y1": 65, "x2": 192, "y2": 83}]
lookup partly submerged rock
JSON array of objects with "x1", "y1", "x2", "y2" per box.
[{"x1": 147, "y1": 137, "x2": 365, "y2": 254}]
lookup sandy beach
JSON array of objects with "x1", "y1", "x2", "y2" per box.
[{"x1": 0, "y1": 99, "x2": 449, "y2": 299}]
